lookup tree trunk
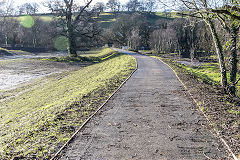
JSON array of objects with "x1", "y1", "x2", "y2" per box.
[
  {"x1": 66, "y1": 10, "x2": 77, "y2": 57},
  {"x1": 11, "y1": 34, "x2": 16, "y2": 47},
  {"x1": 67, "y1": 26, "x2": 77, "y2": 57},
  {"x1": 229, "y1": 24, "x2": 239, "y2": 96},
  {"x1": 190, "y1": 48, "x2": 196, "y2": 61},
  {"x1": 5, "y1": 35, "x2": 8, "y2": 45},
  {"x1": 205, "y1": 19, "x2": 228, "y2": 90}
]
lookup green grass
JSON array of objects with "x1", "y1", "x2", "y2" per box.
[
  {"x1": 81, "y1": 48, "x2": 113, "y2": 57},
  {"x1": 42, "y1": 48, "x2": 116, "y2": 63},
  {"x1": 0, "y1": 51, "x2": 136, "y2": 159},
  {"x1": 80, "y1": 48, "x2": 118, "y2": 62},
  {"x1": 100, "y1": 12, "x2": 114, "y2": 16},
  {"x1": 5, "y1": 12, "x2": 182, "y2": 30},
  {"x1": 0, "y1": 47, "x2": 32, "y2": 56},
  {"x1": 180, "y1": 63, "x2": 222, "y2": 84},
  {"x1": 138, "y1": 50, "x2": 154, "y2": 54},
  {"x1": 152, "y1": 56, "x2": 240, "y2": 96},
  {"x1": 179, "y1": 62, "x2": 240, "y2": 95},
  {"x1": 10, "y1": 50, "x2": 32, "y2": 55},
  {"x1": 155, "y1": 12, "x2": 175, "y2": 18},
  {"x1": 38, "y1": 16, "x2": 54, "y2": 22},
  {"x1": 0, "y1": 47, "x2": 13, "y2": 56},
  {"x1": 97, "y1": 13, "x2": 116, "y2": 28}
]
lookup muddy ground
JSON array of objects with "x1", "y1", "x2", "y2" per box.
[
  {"x1": 0, "y1": 52, "x2": 87, "y2": 91},
  {"x1": 0, "y1": 52, "x2": 92, "y2": 105}
]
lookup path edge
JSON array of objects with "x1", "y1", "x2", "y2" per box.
[
  {"x1": 50, "y1": 55, "x2": 138, "y2": 160},
  {"x1": 155, "y1": 57, "x2": 238, "y2": 160}
]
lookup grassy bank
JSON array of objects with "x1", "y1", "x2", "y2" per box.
[
  {"x1": 0, "y1": 51, "x2": 136, "y2": 159},
  {"x1": 0, "y1": 47, "x2": 32, "y2": 56},
  {"x1": 160, "y1": 58, "x2": 239, "y2": 96},
  {"x1": 42, "y1": 48, "x2": 116, "y2": 63}
]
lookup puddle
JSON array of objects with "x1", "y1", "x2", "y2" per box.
[
  {"x1": 177, "y1": 61, "x2": 203, "y2": 67},
  {"x1": 0, "y1": 52, "x2": 81, "y2": 90}
]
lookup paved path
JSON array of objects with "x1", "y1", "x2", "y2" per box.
[{"x1": 59, "y1": 50, "x2": 228, "y2": 160}]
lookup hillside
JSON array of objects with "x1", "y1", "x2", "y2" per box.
[{"x1": 13, "y1": 11, "x2": 181, "y2": 29}]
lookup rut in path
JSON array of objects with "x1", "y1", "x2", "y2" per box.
[{"x1": 58, "y1": 50, "x2": 229, "y2": 160}]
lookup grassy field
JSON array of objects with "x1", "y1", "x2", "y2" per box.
[
  {"x1": 95, "y1": 12, "x2": 177, "y2": 28},
  {"x1": 0, "y1": 49, "x2": 136, "y2": 159},
  {"x1": 13, "y1": 12, "x2": 178, "y2": 29}
]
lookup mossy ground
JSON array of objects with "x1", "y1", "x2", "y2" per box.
[{"x1": 0, "y1": 49, "x2": 136, "y2": 159}]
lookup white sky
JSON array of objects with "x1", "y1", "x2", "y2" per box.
[
  {"x1": 13, "y1": 0, "x2": 130, "y2": 13},
  {"x1": 14, "y1": 0, "x2": 128, "y2": 8}
]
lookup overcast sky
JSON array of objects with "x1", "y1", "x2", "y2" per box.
[
  {"x1": 14, "y1": 0, "x2": 129, "y2": 5},
  {"x1": 14, "y1": 0, "x2": 130, "y2": 13}
]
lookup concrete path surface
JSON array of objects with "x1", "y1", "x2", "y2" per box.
[{"x1": 58, "y1": 50, "x2": 228, "y2": 160}]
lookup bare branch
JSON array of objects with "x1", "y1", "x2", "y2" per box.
[
  {"x1": 216, "y1": 14, "x2": 230, "y2": 33},
  {"x1": 74, "y1": 0, "x2": 93, "y2": 24},
  {"x1": 234, "y1": 78, "x2": 240, "y2": 85},
  {"x1": 223, "y1": 5, "x2": 240, "y2": 12},
  {"x1": 211, "y1": 9, "x2": 240, "y2": 20}
]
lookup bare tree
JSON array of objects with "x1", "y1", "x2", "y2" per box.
[
  {"x1": 145, "y1": 0, "x2": 157, "y2": 13},
  {"x1": 128, "y1": 28, "x2": 141, "y2": 50},
  {"x1": 163, "y1": 0, "x2": 226, "y2": 92},
  {"x1": 214, "y1": 5, "x2": 240, "y2": 95},
  {"x1": 44, "y1": 0, "x2": 96, "y2": 57},
  {"x1": 103, "y1": 13, "x2": 150, "y2": 49},
  {"x1": 18, "y1": 2, "x2": 39, "y2": 15},
  {"x1": 0, "y1": 0, "x2": 13, "y2": 16},
  {"x1": 106, "y1": 0, "x2": 120, "y2": 12},
  {"x1": 93, "y1": 2, "x2": 105, "y2": 13},
  {"x1": 126, "y1": 0, "x2": 141, "y2": 12},
  {"x1": 150, "y1": 27, "x2": 178, "y2": 53},
  {"x1": 0, "y1": 0, "x2": 14, "y2": 46},
  {"x1": 181, "y1": 0, "x2": 240, "y2": 95},
  {"x1": 104, "y1": 14, "x2": 132, "y2": 46},
  {"x1": 160, "y1": 0, "x2": 240, "y2": 95}
]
